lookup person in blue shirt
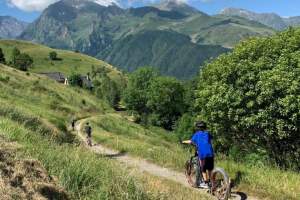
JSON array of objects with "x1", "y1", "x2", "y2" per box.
[{"x1": 182, "y1": 121, "x2": 214, "y2": 188}]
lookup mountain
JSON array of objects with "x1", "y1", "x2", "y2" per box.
[
  {"x1": 220, "y1": 8, "x2": 300, "y2": 30},
  {"x1": 0, "y1": 16, "x2": 28, "y2": 39},
  {"x1": 155, "y1": 0, "x2": 202, "y2": 16},
  {"x1": 20, "y1": 0, "x2": 274, "y2": 79},
  {"x1": 98, "y1": 30, "x2": 229, "y2": 79},
  {"x1": 284, "y1": 16, "x2": 300, "y2": 27}
]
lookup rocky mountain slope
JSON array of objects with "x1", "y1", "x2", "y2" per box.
[
  {"x1": 221, "y1": 8, "x2": 300, "y2": 30},
  {"x1": 0, "y1": 16, "x2": 28, "y2": 39}
]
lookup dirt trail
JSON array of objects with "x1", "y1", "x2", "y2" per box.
[{"x1": 76, "y1": 119, "x2": 257, "y2": 200}]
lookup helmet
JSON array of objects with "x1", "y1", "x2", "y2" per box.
[{"x1": 195, "y1": 121, "x2": 207, "y2": 129}]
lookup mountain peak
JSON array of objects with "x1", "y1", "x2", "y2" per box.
[
  {"x1": 62, "y1": 0, "x2": 118, "y2": 8},
  {"x1": 156, "y1": 0, "x2": 203, "y2": 15},
  {"x1": 220, "y1": 7, "x2": 287, "y2": 30},
  {"x1": 0, "y1": 16, "x2": 28, "y2": 39}
]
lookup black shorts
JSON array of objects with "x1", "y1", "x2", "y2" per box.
[{"x1": 199, "y1": 157, "x2": 214, "y2": 171}]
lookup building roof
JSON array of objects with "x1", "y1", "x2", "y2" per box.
[
  {"x1": 80, "y1": 75, "x2": 94, "y2": 88},
  {"x1": 40, "y1": 72, "x2": 66, "y2": 82}
]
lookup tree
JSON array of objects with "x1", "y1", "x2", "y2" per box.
[
  {"x1": 0, "y1": 48, "x2": 5, "y2": 64},
  {"x1": 146, "y1": 77, "x2": 185, "y2": 130},
  {"x1": 49, "y1": 51, "x2": 58, "y2": 60},
  {"x1": 123, "y1": 67, "x2": 159, "y2": 115},
  {"x1": 11, "y1": 47, "x2": 20, "y2": 66},
  {"x1": 68, "y1": 73, "x2": 83, "y2": 87},
  {"x1": 195, "y1": 28, "x2": 300, "y2": 169},
  {"x1": 95, "y1": 74, "x2": 120, "y2": 108},
  {"x1": 14, "y1": 53, "x2": 33, "y2": 71}
]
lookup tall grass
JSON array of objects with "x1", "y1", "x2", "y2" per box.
[
  {"x1": 1, "y1": 64, "x2": 299, "y2": 200},
  {"x1": 87, "y1": 114, "x2": 190, "y2": 170},
  {"x1": 89, "y1": 114, "x2": 300, "y2": 200},
  {"x1": 0, "y1": 118, "x2": 154, "y2": 200}
]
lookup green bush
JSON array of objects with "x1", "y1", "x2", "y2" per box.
[
  {"x1": 146, "y1": 76, "x2": 185, "y2": 130},
  {"x1": 174, "y1": 114, "x2": 195, "y2": 140},
  {"x1": 195, "y1": 28, "x2": 300, "y2": 169},
  {"x1": 68, "y1": 73, "x2": 83, "y2": 87},
  {"x1": 123, "y1": 67, "x2": 158, "y2": 114},
  {"x1": 49, "y1": 51, "x2": 58, "y2": 60}
]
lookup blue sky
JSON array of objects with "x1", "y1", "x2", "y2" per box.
[{"x1": 1, "y1": 0, "x2": 300, "y2": 22}]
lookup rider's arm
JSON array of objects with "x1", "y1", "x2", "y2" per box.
[{"x1": 182, "y1": 140, "x2": 192, "y2": 144}]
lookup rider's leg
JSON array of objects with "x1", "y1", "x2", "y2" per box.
[
  {"x1": 208, "y1": 170, "x2": 212, "y2": 181},
  {"x1": 202, "y1": 171, "x2": 208, "y2": 182},
  {"x1": 200, "y1": 159, "x2": 209, "y2": 182}
]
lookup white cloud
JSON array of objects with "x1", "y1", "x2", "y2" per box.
[
  {"x1": 7, "y1": 0, "x2": 59, "y2": 12},
  {"x1": 6, "y1": 0, "x2": 119, "y2": 12},
  {"x1": 6, "y1": 0, "x2": 213, "y2": 12}
]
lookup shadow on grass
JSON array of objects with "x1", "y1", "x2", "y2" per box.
[
  {"x1": 231, "y1": 171, "x2": 244, "y2": 188},
  {"x1": 95, "y1": 149, "x2": 128, "y2": 159},
  {"x1": 231, "y1": 192, "x2": 248, "y2": 200},
  {"x1": 230, "y1": 171, "x2": 250, "y2": 200}
]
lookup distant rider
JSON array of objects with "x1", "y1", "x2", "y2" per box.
[
  {"x1": 182, "y1": 121, "x2": 214, "y2": 189},
  {"x1": 71, "y1": 119, "x2": 76, "y2": 131},
  {"x1": 84, "y1": 122, "x2": 92, "y2": 146}
]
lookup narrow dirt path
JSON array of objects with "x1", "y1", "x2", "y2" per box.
[{"x1": 76, "y1": 119, "x2": 258, "y2": 200}]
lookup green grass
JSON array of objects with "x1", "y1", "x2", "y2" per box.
[
  {"x1": 217, "y1": 160, "x2": 300, "y2": 200},
  {"x1": 0, "y1": 40, "x2": 125, "y2": 84},
  {"x1": 88, "y1": 114, "x2": 300, "y2": 200},
  {"x1": 85, "y1": 114, "x2": 190, "y2": 170},
  {"x1": 0, "y1": 118, "x2": 153, "y2": 200},
  {"x1": 0, "y1": 64, "x2": 209, "y2": 199},
  {"x1": 0, "y1": 63, "x2": 299, "y2": 200}
]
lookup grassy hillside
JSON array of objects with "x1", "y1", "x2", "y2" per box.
[
  {"x1": 0, "y1": 64, "x2": 207, "y2": 199},
  {"x1": 0, "y1": 40, "x2": 124, "y2": 83}
]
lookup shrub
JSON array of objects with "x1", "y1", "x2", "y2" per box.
[
  {"x1": 146, "y1": 76, "x2": 185, "y2": 130},
  {"x1": 49, "y1": 51, "x2": 58, "y2": 60},
  {"x1": 68, "y1": 73, "x2": 82, "y2": 87},
  {"x1": 195, "y1": 28, "x2": 300, "y2": 169},
  {"x1": 123, "y1": 67, "x2": 159, "y2": 114}
]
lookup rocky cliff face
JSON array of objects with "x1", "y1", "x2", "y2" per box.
[
  {"x1": 0, "y1": 16, "x2": 28, "y2": 39},
  {"x1": 220, "y1": 7, "x2": 300, "y2": 30}
]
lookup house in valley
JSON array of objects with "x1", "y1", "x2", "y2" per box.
[
  {"x1": 80, "y1": 74, "x2": 94, "y2": 90},
  {"x1": 40, "y1": 72, "x2": 67, "y2": 84}
]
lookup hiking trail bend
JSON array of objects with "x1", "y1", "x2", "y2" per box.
[{"x1": 75, "y1": 118, "x2": 258, "y2": 200}]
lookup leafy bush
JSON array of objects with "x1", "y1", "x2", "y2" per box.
[
  {"x1": 195, "y1": 28, "x2": 300, "y2": 169},
  {"x1": 10, "y1": 47, "x2": 33, "y2": 71},
  {"x1": 174, "y1": 114, "x2": 196, "y2": 140},
  {"x1": 147, "y1": 76, "x2": 185, "y2": 130},
  {"x1": 123, "y1": 67, "x2": 185, "y2": 130},
  {"x1": 68, "y1": 73, "x2": 83, "y2": 87},
  {"x1": 94, "y1": 74, "x2": 120, "y2": 108},
  {"x1": 123, "y1": 67, "x2": 158, "y2": 114},
  {"x1": 14, "y1": 53, "x2": 33, "y2": 71},
  {"x1": 49, "y1": 51, "x2": 58, "y2": 60}
]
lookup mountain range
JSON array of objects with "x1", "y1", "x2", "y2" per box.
[
  {"x1": 2, "y1": 1, "x2": 299, "y2": 78},
  {"x1": 18, "y1": 0, "x2": 278, "y2": 79},
  {"x1": 0, "y1": 16, "x2": 28, "y2": 39},
  {"x1": 221, "y1": 8, "x2": 300, "y2": 30}
]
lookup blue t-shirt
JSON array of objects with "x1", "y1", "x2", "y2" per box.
[{"x1": 191, "y1": 130, "x2": 214, "y2": 159}]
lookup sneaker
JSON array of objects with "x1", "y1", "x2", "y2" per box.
[{"x1": 199, "y1": 182, "x2": 209, "y2": 189}]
